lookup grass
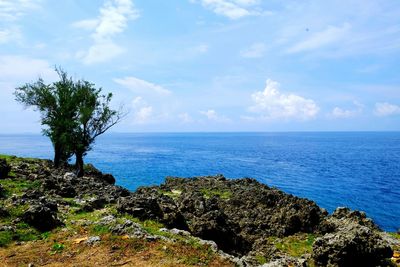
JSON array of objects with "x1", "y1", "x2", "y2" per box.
[
  {"x1": 0, "y1": 179, "x2": 42, "y2": 196},
  {"x1": 255, "y1": 255, "x2": 267, "y2": 265},
  {"x1": 158, "y1": 189, "x2": 182, "y2": 199},
  {"x1": 0, "y1": 231, "x2": 13, "y2": 247},
  {"x1": 200, "y1": 188, "x2": 232, "y2": 200},
  {"x1": 274, "y1": 233, "x2": 316, "y2": 257},
  {"x1": 50, "y1": 243, "x2": 65, "y2": 254},
  {"x1": 0, "y1": 154, "x2": 40, "y2": 164}
]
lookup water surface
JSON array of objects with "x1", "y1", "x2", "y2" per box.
[{"x1": 0, "y1": 132, "x2": 399, "y2": 231}]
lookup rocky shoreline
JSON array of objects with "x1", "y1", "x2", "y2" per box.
[{"x1": 0, "y1": 155, "x2": 399, "y2": 266}]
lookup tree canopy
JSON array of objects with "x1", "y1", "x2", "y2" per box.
[{"x1": 15, "y1": 68, "x2": 123, "y2": 176}]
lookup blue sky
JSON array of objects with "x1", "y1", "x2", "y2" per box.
[{"x1": 0, "y1": 0, "x2": 400, "y2": 132}]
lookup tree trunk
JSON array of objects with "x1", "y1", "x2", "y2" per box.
[
  {"x1": 76, "y1": 152, "x2": 84, "y2": 177},
  {"x1": 54, "y1": 144, "x2": 61, "y2": 168}
]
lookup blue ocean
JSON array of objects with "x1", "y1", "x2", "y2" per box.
[{"x1": 0, "y1": 132, "x2": 399, "y2": 232}]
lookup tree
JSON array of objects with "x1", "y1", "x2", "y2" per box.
[
  {"x1": 15, "y1": 69, "x2": 78, "y2": 167},
  {"x1": 73, "y1": 80, "x2": 122, "y2": 177},
  {"x1": 15, "y1": 68, "x2": 122, "y2": 175}
]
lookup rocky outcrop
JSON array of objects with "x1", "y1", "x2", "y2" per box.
[
  {"x1": 0, "y1": 156, "x2": 396, "y2": 266},
  {"x1": 312, "y1": 207, "x2": 393, "y2": 266},
  {"x1": 116, "y1": 175, "x2": 395, "y2": 265},
  {"x1": 0, "y1": 159, "x2": 11, "y2": 179},
  {"x1": 118, "y1": 175, "x2": 326, "y2": 256},
  {"x1": 22, "y1": 197, "x2": 63, "y2": 231}
]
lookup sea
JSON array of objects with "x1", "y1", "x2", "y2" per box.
[{"x1": 0, "y1": 132, "x2": 399, "y2": 232}]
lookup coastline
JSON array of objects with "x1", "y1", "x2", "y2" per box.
[{"x1": 0, "y1": 154, "x2": 399, "y2": 266}]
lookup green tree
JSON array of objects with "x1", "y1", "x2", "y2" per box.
[
  {"x1": 73, "y1": 80, "x2": 122, "y2": 177},
  {"x1": 15, "y1": 69, "x2": 77, "y2": 167},
  {"x1": 15, "y1": 68, "x2": 122, "y2": 175}
]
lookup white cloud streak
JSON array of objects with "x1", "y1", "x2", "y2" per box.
[
  {"x1": 191, "y1": 0, "x2": 261, "y2": 19},
  {"x1": 0, "y1": 0, "x2": 41, "y2": 21},
  {"x1": 374, "y1": 102, "x2": 400, "y2": 116},
  {"x1": 114, "y1": 76, "x2": 171, "y2": 95},
  {"x1": 131, "y1": 97, "x2": 153, "y2": 124},
  {"x1": 330, "y1": 101, "x2": 363, "y2": 119},
  {"x1": 287, "y1": 23, "x2": 351, "y2": 54},
  {"x1": 200, "y1": 109, "x2": 231, "y2": 122},
  {"x1": 74, "y1": 0, "x2": 139, "y2": 64},
  {"x1": 240, "y1": 42, "x2": 266, "y2": 58},
  {"x1": 248, "y1": 79, "x2": 319, "y2": 120}
]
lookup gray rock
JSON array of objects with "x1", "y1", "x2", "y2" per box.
[
  {"x1": 0, "y1": 159, "x2": 11, "y2": 179},
  {"x1": 312, "y1": 223, "x2": 392, "y2": 266},
  {"x1": 86, "y1": 236, "x2": 101, "y2": 245},
  {"x1": 63, "y1": 172, "x2": 77, "y2": 180},
  {"x1": 0, "y1": 184, "x2": 5, "y2": 198},
  {"x1": 22, "y1": 198, "x2": 62, "y2": 231},
  {"x1": 99, "y1": 215, "x2": 117, "y2": 225},
  {"x1": 197, "y1": 239, "x2": 218, "y2": 252}
]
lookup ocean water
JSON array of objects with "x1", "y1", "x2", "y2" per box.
[{"x1": 0, "y1": 132, "x2": 399, "y2": 232}]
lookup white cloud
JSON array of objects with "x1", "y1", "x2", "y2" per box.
[
  {"x1": 200, "y1": 109, "x2": 231, "y2": 122},
  {"x1": 191, "y1": 44, "x2": 209, "y2": 54},
  {"x1": 114, "y1": 76, "x2": 171, "y2": 95},
  {"x1": 0, "y1": 0, "x2": 41, "y2": 21},
  {"x1": 131, "y1": 97, "x2": 153, "y2": 124},
  {"x1": 248, "y1": 79, "x2": 319, "y2": 120},
  {"x1": 74, "y1": 0, "x2": 140, "y2": 64},
  {"x1": 191, "y1": 0, "x2": 261, "y2": 19},
  {"x1": 240, "y1": 42, "x2": 266, "y2": 58},
  {"x1": 178, "y1": 113, "x2": 193, "y2": 123},
  {"x1": 287, "y1": 23, "x2": 351, "y2": 54},
  {"x1": 72, "y1": 19, "x2": 99, "y2": 30},
  {"x1": 374, "y1": 102, "x2": 400, "y2": 116},
  {"x1": 0, "y1": 55, "x2": 56, "y2": 84},
  {"x1": 330, "y1": 101, "x2": 363, "y2": 119},
  {"x1": 0, "y1": 27, "x2": 21, "y2": 44}
]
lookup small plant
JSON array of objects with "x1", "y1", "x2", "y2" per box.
[
  {"x1": 200, "y1": 188, "x2": 232, "y2": 200},
  {"x1": 0, "y1": 231, "x2": 13, "y2": 247},
  {"x1": 50, "y1": 243, "x2": 65, "y2": 254}
]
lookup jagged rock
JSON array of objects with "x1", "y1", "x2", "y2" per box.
[
  {"x1": 22, "y1": 198, "x2": 63, "y2": 231},
  {"x1": 0, "y1": 159, "x2": 11, "y2": 179},
  {"x1": 86, "y1": 236, "x2": 101, "y2": 245},
  {"x1": 100, "y1": 173, "x2": 116, "y2": 185},
  {"x1": 80, "y1": 196, "x2": 107, "y2": 212},
  {"x1": 0, "y1": 207, "x2": 10, "y2": 217},
  {"x1": 110, "y1": 219, "x2": 147, "y2": 238},
  {"x1": 99, "y1": 215, "x2": 117, "y2": 225},
  {"x1": 63, "y1": 172, "x2": 77, "y2": 180},
  {"x1": 261, "y1": 256, "x2": 307, "y2": 267},
  {"x1": 312, "y1": 223, "x2": 392, "y2": 266},
  {"x1": 0, "y1": 184, "x2": 5, "y2": 198}
]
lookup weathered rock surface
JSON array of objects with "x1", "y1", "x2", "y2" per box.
[
  {"x1": 116, "y1": 175, "x2": 395, "y2": 265},
  {"x1": 0, "y1": 159, "x2": 11, "y2": 179},
  {"x1": 312, "y1": 207, "x2": 393, "y2": 266},
  {"x1": 118, "y1": 175, "x2": 326, "y2": 256},
  {"x1": 1, "y1": 156, "x2": 396, "y2": 266},
  {"x1": 22, "y1": 197, "x2": 63, "y2": 231}
]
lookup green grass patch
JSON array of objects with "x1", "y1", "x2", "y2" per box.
[
  {"x1": 158, "y1": 189, "x2": 182, "y2": 199},
  {"x1": 89, "y1": 224, "x2": 110, "y2": 235},
  {"x1": 0, "y1": 230, "x2": 13, "y2": 247},
  {"x1": 0, "y1": 154, "x2": 40, "y2": 164},
  {"x1": 7, "y1": 204, "x2": 29, "y2": 217},
  {"x1": 389, "y1": 232, "x2": 400, "y2": 240},
  {"x1": 200, "y1": 188, "x2": 232, "y2": 200},
  {"x1": 255, "y1": 255, "x2": 267, "y2": 265},
  {"x1": 274, "y1": 233, "x2": 316, "y2": 257},
  {"x1": 50, "y1": 243, "x2": 65, "y2": 254},
  {"x1": 0, "y1": 179, "x2": 41, "y2": 196}
]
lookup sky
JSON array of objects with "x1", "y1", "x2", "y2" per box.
[{"x1": 0, "y1": 0, "x2": 400, "y2": 133}]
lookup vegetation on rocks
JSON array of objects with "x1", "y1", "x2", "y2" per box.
[{"x1": 0, "y1": 154, "x2": 399, "y2": 266}]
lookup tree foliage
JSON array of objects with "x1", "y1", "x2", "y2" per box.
[{"x1": 15, "y1": 68, "x2": 122, "y2": 176}]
